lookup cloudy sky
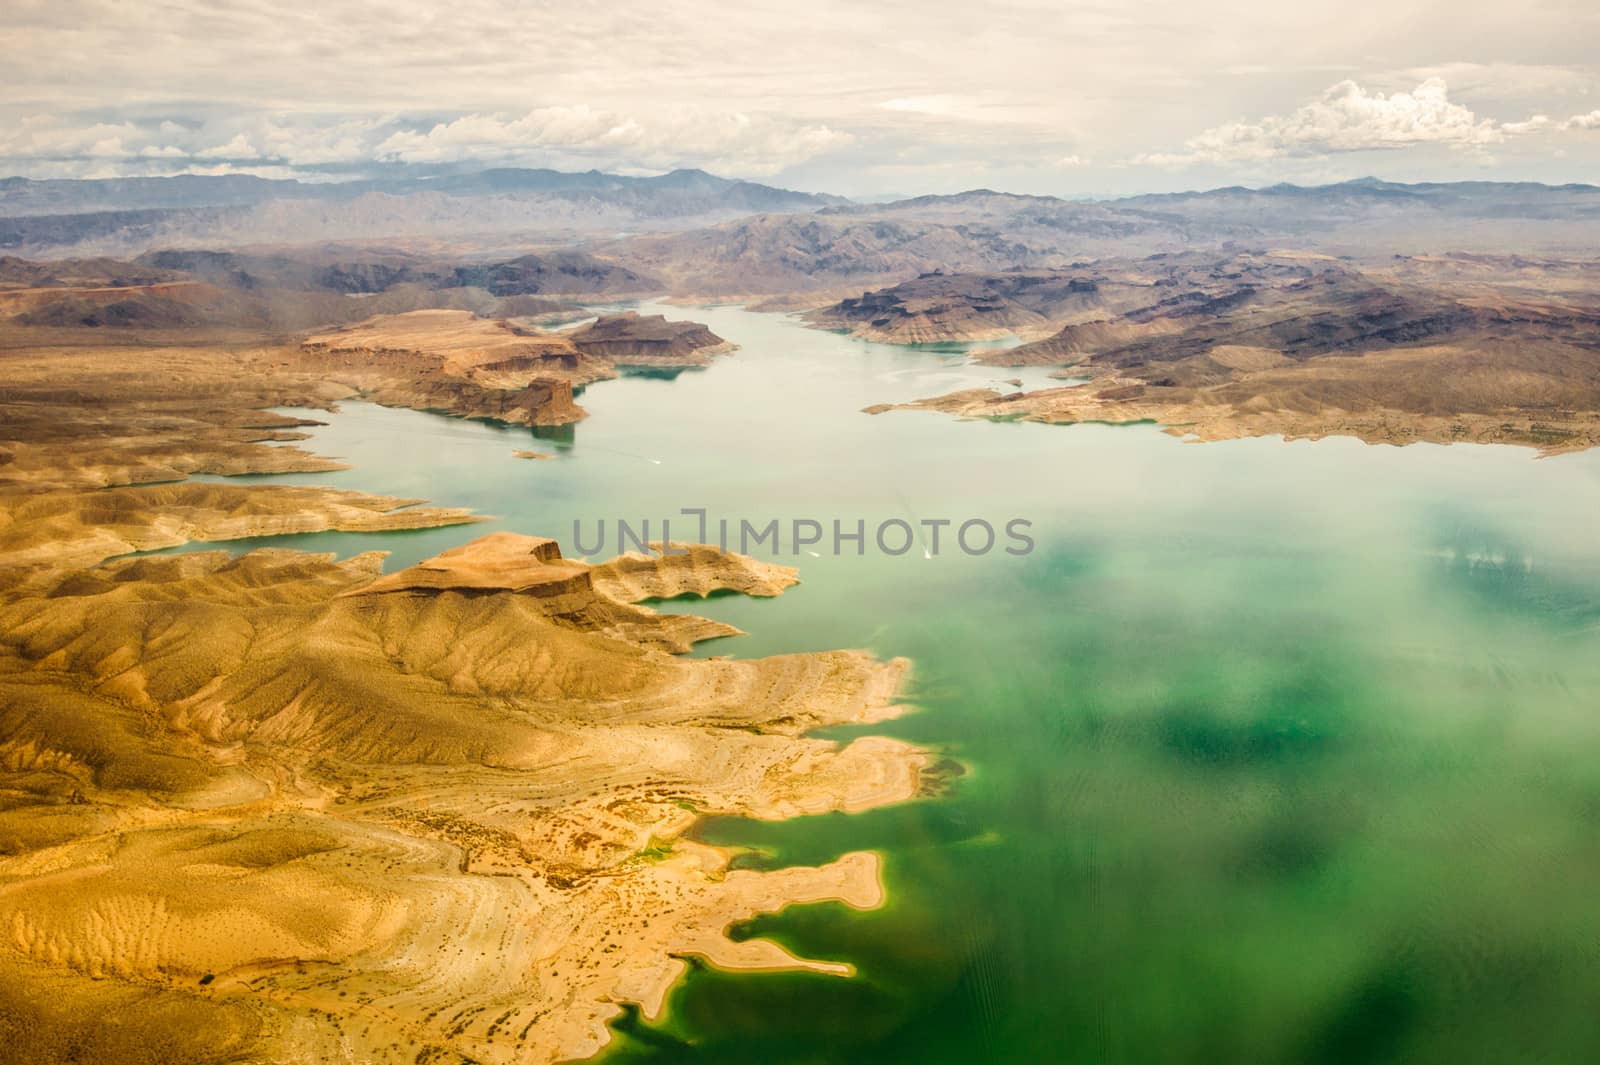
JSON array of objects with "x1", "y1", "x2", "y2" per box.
[{"x1": 4, "y1": 0, "x2": 1599, "y2": 197}]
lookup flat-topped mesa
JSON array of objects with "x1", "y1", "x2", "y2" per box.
[
  {"x1": 352, "y1": 534, "x2": 799, "y2": 599},
  {"x1": 301, "y1": 310, "x2": 596, "y2": 378},
  {"x1": 288, "y1": 309, "x2": 604, "y2": 425},
  {"x1": 566, "y1": 310, "x2": 735, "y2": 364},
  {"x1": 352, "y1": 531, "x2": 594, "y2": 605},
  {"x1": 589, "y1": 541, "x2": 799, "y2": 600},
  {"x1": 344, "y1": 533, "x2": 801, "y2": 652}
]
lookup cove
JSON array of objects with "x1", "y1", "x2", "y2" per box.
[{"x1": 174, "y1": 301, "x2": 1600, "y2": 1064}]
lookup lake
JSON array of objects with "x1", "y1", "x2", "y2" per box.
[{"x1": 178, "y1": 301, "x2": 1600, "y2": 1064}]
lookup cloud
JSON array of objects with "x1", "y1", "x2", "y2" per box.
[
  {"x1": 1502, "y1": 115, "x2": 1554, "y2": 135},
  {"x1": 195, "y1": 133, "x2": 259, "y2": 160},
  {"x1": 1564, "y1": 110, "x2": 1600, "y2": 131},
  {"x1": 373, "y1": 107, "x2": 853, "y2": 177},
  {"x1": 0, "y1": 107, "x2": 854, "y2": 180},
  {"x1": 1138, "y1": 78, "x2": 1561, "y2": 167},
  {"x1": 3, "y1": 0, "x2": 1600, "y2": 194}
]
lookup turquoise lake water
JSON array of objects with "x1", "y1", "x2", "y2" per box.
[{"x1": 177, "y1": 302, "x2": 1600, "y2": 1064}]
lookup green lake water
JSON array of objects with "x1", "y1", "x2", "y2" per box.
[{"x1": 176, "y1": 302, "x2": 1600, "y2": 1064}]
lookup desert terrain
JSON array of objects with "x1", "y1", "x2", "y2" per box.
[
  {"x1": 833, "y1": 251, "x2": 1600, "y2": 452},
  {"x1": 0, "y1": 262, "x2": 920, "y2": 1062},
  {"x1": 4, "y1": 169, "x2": 1600, "y2": 1062}
]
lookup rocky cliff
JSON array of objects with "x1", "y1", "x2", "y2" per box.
[
  {"x1": 566, "y1": 310, "x2": 735, "y2": 364},
  {"x1": 289, "y1": 309, "x2": 604, "y2": 425},
  {"x1": 864, "y1": 252, "x2": 1600, "y2": 453}
]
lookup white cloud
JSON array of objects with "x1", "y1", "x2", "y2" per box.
[
  {"x1": 1502, "y1": 115, "x2": 1554, "y2": 135},
  {"x1": 373, "y1": 107, "x2": 853, "y2": 177},
  {"x1": 0, "y1": 107, "x2": 853, "y2": 181},
  {"x1": 1139, "y1": 79, "x2": 1552, "y2": 167},
  {"x1": 1565, "y1": 110, "x2": 1600, "y2": 131},
  {"x1": 2, "y1": 0, "x2": 1599, "y2": 193},
  {"x1": 256, "y1": 118, "x2": 391, "y2": 167},
  {"x1": 196, "y1": 133, "x2": 259, "y2": 159}
]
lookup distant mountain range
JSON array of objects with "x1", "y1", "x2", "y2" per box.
[
  {"x1": 0, "y1": 168, "x2": 849, "y2": 256},
  {"x1": 1116, "y1": 177, "x2": 1600, "y2": 227},
  {"x1": 0, "y1": 167, "x2": 847, "y2": 217},
  {"x1": 3, "y1": 170, "x2": 1600, "y2": 281},
  {"x1": 598, "y1": 178, "x2": 1600, "y2": 299}
]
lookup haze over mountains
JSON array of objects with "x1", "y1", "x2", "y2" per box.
[
  {"x1": 0, "y1": 168, "x2": 847, "y2": 257},
  {"x1": 5, "y1": 168, "x2": 1600, "y2": 280},
  {"x1": 8, "y1": 162, "x2": 1600, "y2": 462},
  {"x1": 8, "y1": 164, "x2": 1600, "y2": 365},
  {"x1": 0, "y1": 169, "x2": 847, "y2": 216}
]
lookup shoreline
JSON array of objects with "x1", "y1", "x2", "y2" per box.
[
  {"x1": 865, "y1": 382, "x2": 1600, "y2": 455},
  {"x1": 0, "y1": 530, "x2": 933, "y2": 1064},
  {"x1": 0, "y1": 309, "x2": 940, "y2": 1065},
  {"x1": 595, "y1": 845, "x2": 889, "y2": 1034}
]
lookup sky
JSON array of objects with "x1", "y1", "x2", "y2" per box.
[{"x1": 3, "y1": 0, "x2": 1599, "y2": 198}]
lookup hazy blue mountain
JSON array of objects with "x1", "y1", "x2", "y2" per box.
[{"x1": 0, "y1": 168, "x2": 848, "y2": 255}]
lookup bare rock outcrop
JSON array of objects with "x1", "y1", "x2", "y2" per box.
[
  {"x1": 286, "y1": 309, "x2": 606, "y2": 425},
  {"x1": 590, "y1": 541, "x2": 799, "y2": 600},
  {"x1": 566, "y1": 310, "x2": 735, "y2": 364}
]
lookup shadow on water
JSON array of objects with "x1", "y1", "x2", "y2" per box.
[
  {"x1": 616, "y1": 365, "x2": 705, "y2": 382},
  {"x1": 529, "y1": 421, "x2": 578, "y2": 448}
]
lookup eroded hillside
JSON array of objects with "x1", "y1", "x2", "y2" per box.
[
  {"x1": 850, "y1": 252, "x2": 1600, "y2": 452},
  {"x1": 0, "y1": 329, "x2": 928, "y2": 1063}
]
